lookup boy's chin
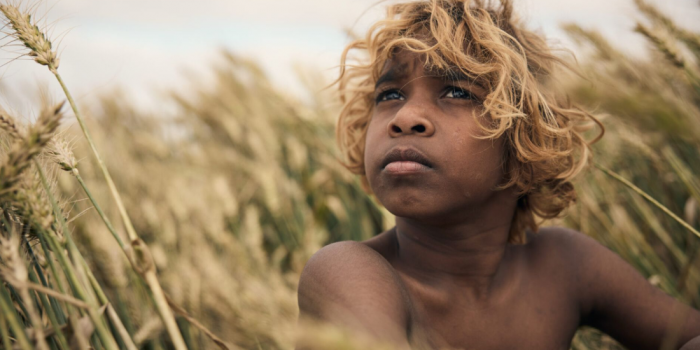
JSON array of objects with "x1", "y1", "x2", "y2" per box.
[{"x1": 379, "y1": 196, "x2": 455, "y2": 225}]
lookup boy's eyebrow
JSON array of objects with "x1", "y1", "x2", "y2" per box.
[
  {"x1": 375, "y1": 64, "x2": 484, "y2": 90},
  {"x1": 429, "y1": 66, "x2": 475, "y2": 84},
  {"x1": 375, "y1": 63, "x2": 410, "y2": 89},
  {"x1": 430, "y1": 66, "x2": 488, "y2": 92}
]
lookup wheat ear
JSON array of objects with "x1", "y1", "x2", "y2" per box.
[
  {"x1": 633, "y1": 0, "x2": 700, "y2": 56},
  {"x1": 635, "y1": 22, "x2": 700, "y2": 87},
  {"x1": 0, "y1": 112, "x2": 22, "y2": 139},
  {"x1": 0, "y1": 5, "x2": 188, "y2": 349},
  {"x1": 0, "y1": 4, "x2": 59, "y2": 72},
  {"x1": 635, "y1": 23, "x2": 686, "y2": 69},
  {"x1": 0, "y1": 102, "x2": 63, "y2": 198},
  {"x1": 47, "y1": 138, "x2": 78, "y2": 174}
]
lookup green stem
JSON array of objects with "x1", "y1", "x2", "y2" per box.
[
  {"x1": 36, "y1": 233, "x2": 69, "y2": 304},
  {"x1": 27, "y1": 265, "x2": 71, "y2": 350},
  {"x1": 113, "y1": 291, "x2": 135, "y2": 336},
  {"x1": 35, "y1": 235, "x2": 88, "y2": 349},
  {"x1": 145, "y1": 271, "x2": 186, "y2": 347},
  {"x1": 595, "y1": 164, "x2": 700, "y2": 239},
  {"x1": 74, "y1": 173, "x2": 146, "y2": 347},
  {"x1": 24, "y1": 238, "x2": 70, "y2": 350},
  {"x1": 0, "y1": 283, "x2": 32, "y2": 350},
  {"x1": 0, "y1": 311, "x2": 14, "y2": 350},
  {"x1": 7, "y1": 284, "x2": 30, "y2": 327},
  {"x1": 40, "y1": 203, "x2": 116, "y2": 349},
  {"x1": 53, "y1": 72, "x2": 137, "y2": 243},
  {"x1": 52, "y1": 70, "x2": 187, "y2": 350},
  {"x1": 34, "y1": 161, "x2": 119, "y2": 350},
  {"x1": 77, "y1": 169, "x2": 185, "y2": 350},
  {"x1": 26, "y1": 238, "x2": 66, "y2": 323},
  {"x1": 92, "y1": 333, "x2": 104, "y2": 350},
  {"x1": 16, "y1": 249, "x2": 50, "y2": 350},
  {"x1": 81, "y1": 258, "x2": 138, "y2": 350},
  {"x1": 74, "y1": 174, "x2": 125, "y2": 248}
]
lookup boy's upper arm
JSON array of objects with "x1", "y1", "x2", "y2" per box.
[
  {"x1": 559, "y1": 228, "x2": 700, "y2": 349},
  {"x1": 297, "y1": 241, "x2": 412, "y2": 348}
]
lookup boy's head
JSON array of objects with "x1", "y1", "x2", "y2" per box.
[{"x1": 336, "y1": 0, "x2": 602, "y2": 243}]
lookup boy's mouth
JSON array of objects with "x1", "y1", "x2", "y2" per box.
[
  {"x1": 381, "y1": 147, "x2": 433, "y2": 172},
  {"x1": 384, "y1": 161, "x2": 432, "y2": 174}
]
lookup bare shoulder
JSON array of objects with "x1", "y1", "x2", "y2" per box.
[
  {"x1": 297, "y1": 240, "x2": 412, "y2": 347},
  {"x1": 515, "y1": 227, "x2": 602, "y2": 307},
  {"x1": 298, "y1": 240, "x2": 404, "y2": 300},
  {"x1": 522, "y1": 226, "x2": 600, "y2": 278},
  {"x1": 527, "y1": 226, "x2": 700, "y2": 349},
  {"x1": 525, "y1": 226, "x2": 599, "y2": 256},
  {"x1": 524, "y1": 226, "x2": 620, "y2": 273},
  {"x1": 523, "y1": 226, "x2": 645, "y2": 305},
  {"x1": 525, "y1": 225, "x2": 652, "y2": 292}
]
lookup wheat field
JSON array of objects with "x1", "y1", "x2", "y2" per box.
[{"x1": 0, "y1": 0, "x2": 699, "y2": 349}]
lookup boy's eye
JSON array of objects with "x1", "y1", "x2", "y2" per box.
[
  {"x1": 444, "y1": 86, "x2": 476, "y2": 100},
  {"x1": 376, "y1": 89, "x2": 405, "y2": 103}
]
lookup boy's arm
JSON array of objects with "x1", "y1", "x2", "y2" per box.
[
  {"x1": 681, "y1": 336, "x2": 700, "y2": 350},
  {"x1": 564, "y1": 229, "x2": 700, "y2": 349},
  {"x1": 297, "y1": 241, "x2": 413, "y2": 349}
]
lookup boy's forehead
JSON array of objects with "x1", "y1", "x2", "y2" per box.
[
  {"x1": 376, "y1": 53, "x2": 472, "y2": 87},
  {"x1": 379, "y1": 53, "x2": 418, "y2": 75}
]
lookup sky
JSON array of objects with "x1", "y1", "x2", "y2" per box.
[{"x1": 1, "y1": 0, "x2": 699, "y2": 115}]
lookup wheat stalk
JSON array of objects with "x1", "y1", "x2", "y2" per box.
[
  {"x1": 0, "y1": 4, "x2": 189, "y2": 348},
  {"x1": 0, "y1": 104, "x2": 120, "y2": 350},
  {"x1": 32, "y1": 161, "x2": 122, "y2": 350},
  {"x1": 166, "y1": 295, "x2": 231, "y2": 350},
  {"x1": 0, "y1": 251, "x2": 32, "y2": 350},
  {"x1": 20, "y1": 236, "x2": 73, "y2": 350},
  {"x1": 0, "y1": 233, "x2": 50, "y2": 350},
  {"x1": 595, "y1": 164, "x2": 700, "y2": 240}
]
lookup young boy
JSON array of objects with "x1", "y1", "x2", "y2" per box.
[{"x1": 297, "y1": 0, "x2": 700, "y2": 349}]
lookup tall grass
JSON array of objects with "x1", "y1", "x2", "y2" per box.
[
  {"x1": 0, "y1": 0, "x2": 699, "y2": 349},
  {"x1": 563, "y1": 1, "x2": 700, "y2": 348},
  {"x1": 0, "y1": 4, "x2": 386, "y2": 346}
]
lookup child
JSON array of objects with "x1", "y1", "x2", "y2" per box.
[{"x1": 297, "y1": 0, "x2": 700, "y2": 349}]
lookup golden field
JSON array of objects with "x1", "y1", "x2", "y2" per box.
[{"x1": 0, "y1": 0, "x2": 699, "y2": 349}]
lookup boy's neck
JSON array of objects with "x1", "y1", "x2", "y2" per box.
[{"x1": 391, "y1": 192, "x2": 517, "y2": 300}]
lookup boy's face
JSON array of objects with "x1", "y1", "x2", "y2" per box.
[{"x1": 364, "y1": 51, "x2": 510, "y2": 226}]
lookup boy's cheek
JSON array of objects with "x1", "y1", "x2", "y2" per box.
[
  {"x1": 363, "y1": 120, "x2": 384, "y2": 175},
  {"x1": 451, "y1": 134, "x2": 506, "y2": 176}
]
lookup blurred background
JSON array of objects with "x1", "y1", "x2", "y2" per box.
[
  {"x1": 1, "y1": 0, "x2": 698, "y2": 112},
  {"x1": 1, "y1": 0, "x2": 700, "y2": 349}
]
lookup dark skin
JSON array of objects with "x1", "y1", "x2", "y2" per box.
[{"x1": 297, "y1": 52, "x2": 700, "y2": 349}]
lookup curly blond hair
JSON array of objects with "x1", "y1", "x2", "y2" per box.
[{"x1": 335, "y1": 0, "x2": 603, "y2": 244}]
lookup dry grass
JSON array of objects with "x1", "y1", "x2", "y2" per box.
[
  {"x1": 562, "y1": 2, "x2": 700, "y2": 348},
  {"x1": 0, "y1": 0, "x2": 699, "y2": 349}
]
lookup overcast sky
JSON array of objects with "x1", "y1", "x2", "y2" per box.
[{"x1": 1, "y1": 0, "x2": 699, "y2": 114}]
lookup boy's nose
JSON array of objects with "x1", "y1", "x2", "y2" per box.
[{"x1": 387, "y1": 103, "x2": 435, "y2": 137}]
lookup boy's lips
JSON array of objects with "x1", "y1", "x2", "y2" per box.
[
  {"x1": 380, "y1": 147, "x2": 434, "y2": 173},
  {"x1": 384, "y1": 161, "x2": 431, "y2": 174}
]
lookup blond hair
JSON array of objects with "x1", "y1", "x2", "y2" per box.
[{"x1": 335, "y1": 0, "x2": 603, "y2": 243}]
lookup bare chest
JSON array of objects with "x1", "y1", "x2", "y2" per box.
[{"x1": 400, "y1": 273, "x2": 580, "y2": 350}]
